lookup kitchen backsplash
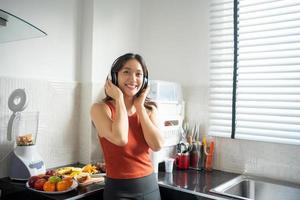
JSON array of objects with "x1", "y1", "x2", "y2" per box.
[{"x1": 214, "y1": 137, "x2": 300, "y2": 184}]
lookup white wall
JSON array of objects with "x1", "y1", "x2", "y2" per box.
[
  {"x1": 92, "y1": 0, "x2": 141, "y2": 83},
  {"x1": 139, "y1": 0, "x2": 209, "y2": 87}
]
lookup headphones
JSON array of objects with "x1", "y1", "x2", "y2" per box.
[{"x1": 110, "y1": 70, "x2": 148, "y2": 97}]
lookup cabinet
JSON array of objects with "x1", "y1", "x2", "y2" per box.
[
  {"x1": 159, "y1": 186, "x2": 213, "y2": 200},
  {"x1": 0, "y1": 9, "x2": 46, "y2": 43}
]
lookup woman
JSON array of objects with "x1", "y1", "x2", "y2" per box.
[{"x1": 90, "y1": 53, "x2": 164, "y2": 200}]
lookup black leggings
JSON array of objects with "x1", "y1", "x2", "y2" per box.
[{"x1": 103, "y1": 173, "x2": 161, "y2": 200}]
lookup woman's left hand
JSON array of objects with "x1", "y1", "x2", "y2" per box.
[{"x1": 134, "y1": 86, "x2": 150, "y2": 111}]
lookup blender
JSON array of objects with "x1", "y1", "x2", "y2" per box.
[{"x1": 7, "y1": 89, "x2": 46, "y2": 180}]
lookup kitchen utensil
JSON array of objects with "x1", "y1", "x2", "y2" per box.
[
  {"x1": 205, "y1": 140, "x2": 215, "y2": 171},
  {"x1": 182, "y1": 121, "x2": 189, "y2": 139},
  {"x1": 190, "y1": 142, "x2": 201, "y2": 169},
  {"x1": 176, "y1": 142, "x2": 189, "y2": 153},
  {"x1": 175, "y1": 152, "x2": 189, "y2": 170}
]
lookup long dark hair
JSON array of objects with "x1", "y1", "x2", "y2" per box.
[{"x1": 103, "y1": 53, "x2": 157, "y2": 110}]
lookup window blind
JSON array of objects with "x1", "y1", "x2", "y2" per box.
[
  {"x1": 209, "y1": 0, "x2": 234, "y2": 137},
  {"x1": 235, "y1": 0, "x2": 300, "y2": 145},
  {"x1": 209, "y1": 0, "x2": 300, "y2": 145}
]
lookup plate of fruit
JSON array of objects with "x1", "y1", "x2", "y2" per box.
[
  {"x1": 55, "y1": 163, "x2": 106, "y2": 178},
  {"x1": 26, "y1": 170, "x2": 78, "y2": 194},
  {"x1": 54, "y1": 163, "x2": 106, "y2": 185}
]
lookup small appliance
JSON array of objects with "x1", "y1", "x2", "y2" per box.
[
  {"x1": 7, "y1": 89, "x2": 46, "y2": 180},
  {"x1": 148, "y1": 80, "x2": 184, "y2": 172}
]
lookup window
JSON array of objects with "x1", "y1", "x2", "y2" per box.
[{"x1": 209, "y1": 0, "x2": 300, "y2": 145}]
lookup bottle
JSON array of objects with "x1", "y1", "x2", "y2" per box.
[
  {"x1": 199, "y1": 137, "x2": 206, "y2": 170},
  {"x1": 205, "y1": 138, "x2": 215, "y2": 171},
  {"x1": 190, "y1": 142, "x2": 200, "y2": 169}
]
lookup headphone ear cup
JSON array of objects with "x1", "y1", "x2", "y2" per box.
[
  {"x1": 111, "y1": 72, "x2": 117, "y2": 85},
  {"x1": 136, "y1": 76, "x2": 148, "y2": 97},
  {"x1": 143, "y1": 77, "x2": 148, "y2": 89}
]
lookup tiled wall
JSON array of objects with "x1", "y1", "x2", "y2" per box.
[
  {"x1": 214, "y1": 137, "x2": 300, "y2": 184},
  {"x1": 0, "y1": 76, "x2": 81, "y2": 177},
  {"x1": 184, "y1": 85, "x2": 300, "y2": 184}
]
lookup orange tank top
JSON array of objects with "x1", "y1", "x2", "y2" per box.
[{"x1": 99, "y1": 102, "x2": 153, "y2": 179}]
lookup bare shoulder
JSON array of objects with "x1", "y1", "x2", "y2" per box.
[
  {"x1": 90, "y1": 102, "x2": 105, "y2": 113},
  {"x1": 90, "y1": 102, "x2": 111, "y2": 118}
]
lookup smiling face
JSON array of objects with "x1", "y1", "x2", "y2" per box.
[{"x1": 117, "y1": 59, "x2": 144, "y2": 97}]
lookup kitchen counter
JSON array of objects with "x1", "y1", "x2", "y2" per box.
[
  {"x1": 158, "y1": 169, "x2": 239, "y2": 200},
  {"x1": 0, "y1": 166, "x2": 239, "y2": 200}
]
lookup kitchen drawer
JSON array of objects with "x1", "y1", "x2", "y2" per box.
[{"x1": 159, "y1": 186, "x2": 214, "y2": 200}]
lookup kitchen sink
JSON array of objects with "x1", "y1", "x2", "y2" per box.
[{"x1": 210, "y1": 175, "x2": 300, "y2": 200}]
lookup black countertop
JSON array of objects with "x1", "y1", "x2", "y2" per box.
[
  {"x1": 0, "y1": 167, "x2": 239, "y2": 200},
  {"x1": 158, "y1": 169, "x2": 239, "y2": 200}
]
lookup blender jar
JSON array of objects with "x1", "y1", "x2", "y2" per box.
[{"x1": 13, "y1": 112, "x2": 39, "y2": 146}]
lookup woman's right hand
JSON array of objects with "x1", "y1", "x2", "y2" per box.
[{"x1": 105, "y1": 79, "x2": 123, "y2": 100}]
